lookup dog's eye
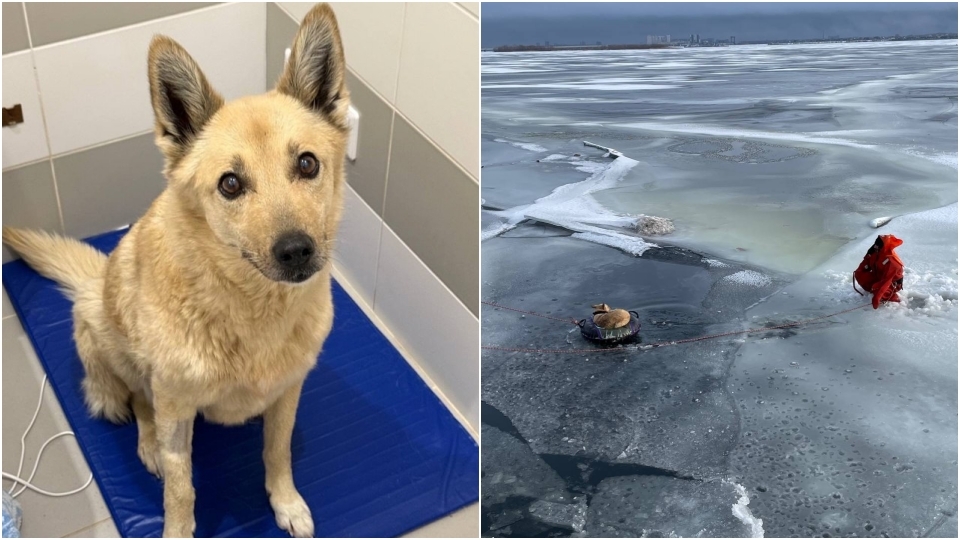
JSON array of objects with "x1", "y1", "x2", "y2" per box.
[
  {"x1": 218, "y1": 174, "x2": 243, "y2": 199},
  {"x1": 298, "y1": 153, "x2": 320, "y2": 179}
]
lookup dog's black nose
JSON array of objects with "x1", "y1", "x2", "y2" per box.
[{"x1": 272, "y1": 231, "x2": 315, "y2": 269}]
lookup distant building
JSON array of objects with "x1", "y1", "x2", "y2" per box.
[
  {"x1": 731, "y1": 35, "x2": 736, "y2": 45},
  {"x1": 646, "y1": 34, "x2": 672, "y2": 45}
]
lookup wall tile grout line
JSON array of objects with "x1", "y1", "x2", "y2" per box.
[
  {"x1": 61, "y1": 516, "x2": 113, "y2": 538},
  {"x1": 381, "y1": 220, "x2": 478, "y2": 321},
  {"x1": 50, "y1": 129, "x2": 156, "y2": 162},
  {"x1": 370, "y1": 108, "x2": 396, "y2": 313},
  {"x1": 452, "y1": 2, "x2": 479, "y2": 22},
  {"x1": 2, "y1": 155, "x2": 48, "y2": 173},
  {"x1": 21, "y1": 1, "x2": 66, "y2": 235},
  {"x1": 370, "y1": 2, "x2": 409, "y2": 313},
  {"x1": 390, "y1": 2, "x2": 408, "y2": 105}
]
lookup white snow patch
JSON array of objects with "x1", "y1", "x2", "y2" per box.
[
  {"x1": 617, "y1": 122, "x2": 876, "y2": 150},
  {"x1": 571, "y1": 232, "x2": 656, "y2": 256},
  {"x1": 570, "y1": 160, "x2": 608, "y2": 174},
  {"x1": 541, "y1": 154, "x2": 568, "y2": 161},
  {"x1": 724, "y1": 270, "x2": 772, "y2": 287},
  {"x1": 483, "y1": 82, "x2": 681, "y2": 91},
  {"x1": 483, "y1": 157, "x2": 665, "y2": 257},
  {"x1": 902, "y1": 149, "x2": 958, "y2": 170},
  {"x1": 726, "y1": 481, "x2": 765, "y2": 538},
  {"x1": 493, "y1": 138, "x2": 548, "y2": 153},
  {"x1": 870, "y1": 216, "x2": 892, "y2": 228},
  {"x1": 703, "y1": 258, "x2": 731, "y2": 268}
]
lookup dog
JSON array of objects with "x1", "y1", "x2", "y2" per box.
[
  {"x1": 2, "y1": 4, "x2": 349, "y2": 537},
  {"x1": 591, "y1": 303, "x2": 631, "y2": 329}
]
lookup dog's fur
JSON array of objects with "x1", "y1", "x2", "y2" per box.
[
  {"x1": 591, "y1": 303, "x2": 631, "y2": 329},
  {"x1": 2, "y1": 4, "x2": 349, "y2": 537}
]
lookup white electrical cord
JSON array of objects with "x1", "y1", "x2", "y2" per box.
[{"x1": 2, "y1": 375, "x2": 94, "y2": 498}]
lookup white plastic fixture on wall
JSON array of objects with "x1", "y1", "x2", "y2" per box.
[{"x1": 285, "y1": 47, "x2": 359, "y2": 161}]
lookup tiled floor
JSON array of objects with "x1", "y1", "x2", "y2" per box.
[{"x1": 1, "y1": 287, "x2": 477, "y2": 538}]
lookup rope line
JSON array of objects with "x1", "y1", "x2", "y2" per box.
[
  {"x1": 481, "y1": 300, "x2": 579, "y2": 325},
  {"x1": 482, "y1": 302, "x2": 872, "y2": 354}
]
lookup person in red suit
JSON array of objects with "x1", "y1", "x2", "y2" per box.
[{"x1": 853, "y1": 234, "x2": 904, "y2": 309}]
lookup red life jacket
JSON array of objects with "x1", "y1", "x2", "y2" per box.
[{"x1": 853, "y1": 234, "x2": 904, "y2": 309}]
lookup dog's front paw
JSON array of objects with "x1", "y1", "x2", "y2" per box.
[
  {"x1": 271, "y1": 493, "x2": 314, "y2": 538},
  {"x1": 137, "y1": 436, "x2": 162, "y2": 478}
]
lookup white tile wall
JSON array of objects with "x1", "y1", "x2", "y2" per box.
[
  {"x1": 373, "y1": 224, "x2": 479, "y2": 432},
  {"x1": 32, "y1": 2, "x2": 266, "y2": 156},
  {"x1": 395, "y1": 2, "x2": 479, "y2": 180},
  {"x1": 334, "y1": 184, "x2": 382, "y2": 310},
  {"x1": 2, "y1": 51, "x2": 51, "y2": 169}
]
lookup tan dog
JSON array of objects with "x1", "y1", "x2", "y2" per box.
[
  {"x1": 2, "y1": 4, "x2": 349, "y2": 537},
  {"x1": 592, "y1": 303, "x2": 631, "y2": 329}
]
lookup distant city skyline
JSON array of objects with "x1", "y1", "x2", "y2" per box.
[{"x1": 481, "y1": 2, "x2": 958, "y2": 47}]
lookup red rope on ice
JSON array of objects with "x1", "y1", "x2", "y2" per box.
[{"x1": 481, "y1": 301, "x2": 872, "y2": 355}]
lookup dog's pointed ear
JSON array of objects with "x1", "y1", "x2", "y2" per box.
[
  {"x1": 276, "y1": 3, "x2": 349, "y2": 129},
  {"x1": 148, "y1": 35, "x2": 223, "y2": 159}
]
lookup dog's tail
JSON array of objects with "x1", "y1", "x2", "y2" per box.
[{"x1": 2, "y1": 227, "x2": 107, "y2": 300}]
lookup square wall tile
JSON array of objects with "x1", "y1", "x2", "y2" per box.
[
  {"x1": 2, "y1": 51, "x2": 51, "y2": 169},
  {"x1": 333, "y1": 185, "x2": 382, "y2": 310},
  {"x1": 54, "y1": 133, "x2": 166, "y2": 239},
  {"x1": 33, "y1": 2, "x2": 266, "y2": 156},
  {"x1": 2, "y1": 161, "x2": 61, "y2": 262},
  {"x1": 396, "y1": 2, "x2": 479, "y2": 179},
  {"x1": 25, "y1": 2, "x2": 219, "y2": 48},
  {"x1": 345, "y1": 71, "x2": 393, "y2": 216},
  {"x1": 266, "y1": 2, "x2": 298, "y2": 89},
  {"x1": 384, "y1": 116, "x2": 478, "y2": 315},
  {"x1": 2, "y1": 2, "x2": 29, "y2": 54},
  {"x1": 374, "y1": 225, "x2": 479, "y2": 432},
  {"x1": 280, "y1": 2, "x2": 405, "y2": 104}
]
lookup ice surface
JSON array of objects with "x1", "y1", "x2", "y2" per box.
[
  {"x1": 483, "y1": 41, "x2": 957, "y2": 538},
  {"x1": 727, "y1": 204, "x2": 958, "y2": 538}
]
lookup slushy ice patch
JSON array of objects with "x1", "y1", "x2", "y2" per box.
[
  {"x1": 494, "y1": 138, "x2": 548, "y2": 153},
  {"x1": 723, "y1": 270, "x2": 773, "y2": 287}
]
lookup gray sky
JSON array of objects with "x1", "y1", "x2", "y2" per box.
[{"x1": 481, "y1": 2, "x2": 958, "y2": 46}]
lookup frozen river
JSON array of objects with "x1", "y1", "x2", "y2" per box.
[{"x1": 481, "y1": 41, "x2": 957, "y2": 538}]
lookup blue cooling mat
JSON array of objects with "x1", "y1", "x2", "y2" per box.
[{"x1": 2, "y1": 228, "x2": 478, "y2": 538}]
